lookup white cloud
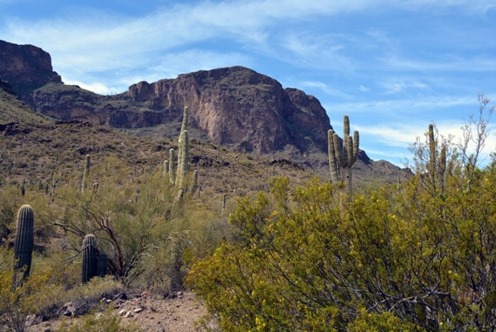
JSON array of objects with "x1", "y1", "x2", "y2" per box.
[
  {"x1": 63, "y1": 80, "x2": 119, "y2": 95},
  {"x1": 384, "y1": 54, "x2": 496, "y2": 72},
  {"x1": 326, "y1": 95, "x2": 476, "y2": 116},
  {"x1": 358, "y1": 120, "x2": 495, "y2": 165},
  {"x1": 280, "y1": 32, "x2": 356, "y2": 71},
  {"x1": 359, "y1": 123, "x2": 424, "y2": 147},
  {"x1": 379, "y1": 78, "x2": 429, "y2": 94},
  {"x1": 399, "y1": 0, "x2": 496, "y2": 13}
]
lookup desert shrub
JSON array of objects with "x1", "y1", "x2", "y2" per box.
[
  {"x1": 188, "y1": 162, "x2": 496, "y2": 330},
  {"x1": 0, "y1": 248, "x2": 65, "y2": 332}
]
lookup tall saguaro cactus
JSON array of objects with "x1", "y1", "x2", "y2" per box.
[
  {"x1": 176, "y1": 106, "x2": 190, "y2": 189},
  {"x1": 13, "y1": 204, "x2": 34, "y2": 288},
  {"x1": 82, "y1": 234, "x2": 98, "y2": 283},
  {"x1": 328, "y1": 115, "x2": 360, "y2": 195},
  {"x1": 177, "y1": 130, "x2": 190, "y2": 189}
]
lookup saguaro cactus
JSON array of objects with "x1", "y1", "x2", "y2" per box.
[
  {"x1": 13, "y1": 204, "x2": 34, "y2": 288},
  {"x1": 328, "y1": 115, "x2": 360, "y2": 195},
  {"x1": 221, "y1": 193, "x2": 227, "y2": 214},
  {"x1": 163, "y1": 160, "x2": 169, "y2": 177},
  {"x1": 82, "y1": 234, "x2": 98, "y2": 283},
  {"x1": 426, "y1": 124, "x2": 448, "y2": 196},
  {"x1": 176, "y1": 130, "x2": 189, "y2": 189},
  {"x1": 176, "y1": 106, "x2": 190, "y2": 189},
  {"x1": 191, "y1": 169, "x2": 199, "y2": 194},
  {"x1": 169, "y1": 149, "x2": 176, "y2": 185}
]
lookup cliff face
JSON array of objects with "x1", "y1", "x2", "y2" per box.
[
  {"x1": 0, "y1": 40, "x2": 62, "y2": 100},
  {"x1": 126, "y1": 67, "x2": 331, "y2": 153}
]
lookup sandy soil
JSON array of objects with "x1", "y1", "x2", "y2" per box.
[{"x1": 28, "y1": 292, "x2": 218, "y2": 332}]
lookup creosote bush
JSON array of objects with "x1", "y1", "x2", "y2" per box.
[{"x1": 188, "y1": 161, "x2": 496, "y2": 330}]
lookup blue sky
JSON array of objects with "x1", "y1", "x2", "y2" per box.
[{"x1": 1, "y1": 0, "x2": 495, "y2": 166}]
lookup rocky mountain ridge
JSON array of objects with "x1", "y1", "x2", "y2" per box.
[
  {"x1": 0, "y1": 39, "x2": 412, "y2": 189},
  {"x1": 1, "y1": 40, "x2": 336, "y2": 156}
]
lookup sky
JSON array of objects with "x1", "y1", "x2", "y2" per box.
[{"x1": 0, "y1": 0, "x2": 495, "y2": 167}]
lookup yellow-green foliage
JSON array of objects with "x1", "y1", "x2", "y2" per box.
[
  {"x1": 0, "y1": 248, "x2": 64, "y2": 332},
  {"x1": 188, "y1": 161, "x2": 496, "y2": 330}
]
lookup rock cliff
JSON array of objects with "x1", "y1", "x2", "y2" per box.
[
  {"x1": 124, "y1": 67, "x2": 331, "y2": 153},
  {"x1": 0, "y1": 40, "x2": 62, "y2": 100}
]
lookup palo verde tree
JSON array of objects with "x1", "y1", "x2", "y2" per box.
[{"x1": 55, "y1": 156, "x2": 176, "y2": 283}]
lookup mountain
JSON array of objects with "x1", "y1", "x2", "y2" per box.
[
  {"x1": 0, "y1": 40, "x2": 411, "y2": 186},
  {"x1": 0, "y1": 40, "x2": 338, "y2": 157}
]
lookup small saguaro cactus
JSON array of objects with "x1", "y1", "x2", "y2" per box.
[
  {"x1": 20, "y1": 179, "x2": 26, "y2": 197},
  {"x1": 328, "y1": 115, "x2": 360, "y2": 195},
  {"x1": 81, "y1": 154, "x2": 91, "y2": 192},
  {"x1": 191, "y1": 169, "x2": 199, "y2": 194},
  {"x1": 169, "y1": 149, "x2": 176, "y2": 185},
  {"x1": 221, "y1": 193, "x2": 227, "y2": 214},
  {"x1": 82, "y1": 234, "x2": 99, "y2": 283},
  {"x1": 13, "y1": 204, "x2": 34, "y2": 288},
  {"x1": 163, "y1": 160, "x2": 169, "y2": 177}
]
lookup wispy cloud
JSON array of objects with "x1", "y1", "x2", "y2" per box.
[
  {"x1": 384, "y1": 54, "x2": 496, "y2": 72},
  {"x1": 1, "y1": 0, "x2": 494, "y2": 89},
  {"x1": 379, "y1": 78, "x2": 429, "y2": 94},
  {"x1": 326, "y1": 95, "x2": 476, "y2": 117},
  {"x1": 359, "y1": 120, "x2": 495, "y2": 165}
]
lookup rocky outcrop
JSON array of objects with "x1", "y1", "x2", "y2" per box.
[
  {"x1": 125, "y1": 67, "x2": 331, "y2": 153},
  {"x1": 0, "y1": 40, "x2": 62, "y2": 100}
]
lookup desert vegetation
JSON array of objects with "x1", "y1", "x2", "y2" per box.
[{"x1": 0, "y1": 95, "x2": 494, "y2": 331}]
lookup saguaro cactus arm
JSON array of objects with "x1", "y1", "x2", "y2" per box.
[
  {"x1": 328, "y1": 130, "x2": 340, "y2": 184},
  {"x1": 352, "y1": 130, "x2": 360, "y2": 163}
]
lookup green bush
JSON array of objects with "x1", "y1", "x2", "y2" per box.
[{"x1": 188, "y1": 162, "x2": 496, "y2": 330}]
